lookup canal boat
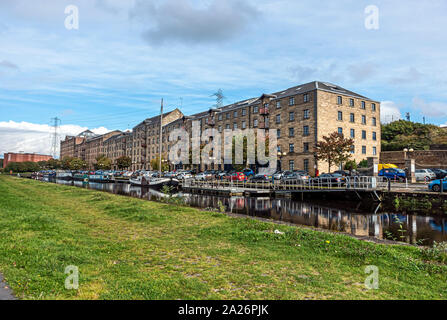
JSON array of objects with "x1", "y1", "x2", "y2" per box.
[
  {"x1": 56, "y1": 172, "x2": 73, "y2": 181},
  {"x1": 129, "y1": 175, "x2": 179, "y2": 190}
]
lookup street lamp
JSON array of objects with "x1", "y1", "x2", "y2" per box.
[{"x1": 277, "y1": 152, "x2": 287, "y2": 171}]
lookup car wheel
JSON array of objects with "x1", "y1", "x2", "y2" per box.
[{"x1": 432, "y1": 184, "x2": 441, "y2": 192}]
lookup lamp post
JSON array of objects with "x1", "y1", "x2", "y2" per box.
[{"x1": 277, "y1": 152, "x2": 287, "y2": 172}]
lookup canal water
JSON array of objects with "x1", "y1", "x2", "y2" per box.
[{"x1": 48, "y1": 179, "x2": 447, "y2": 246}]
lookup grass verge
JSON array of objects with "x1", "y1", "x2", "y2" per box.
[{"x1": 0, "y1": 176, "x2": 446, "y2": 300}]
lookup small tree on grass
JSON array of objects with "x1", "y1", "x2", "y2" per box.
[
  {"x1": 344, "y1": 160, "x2": 358, "y2": 171},
  {"x1": 315, "y1": 132, "x2": 354, "y2": 173},
  {"x1": 116, "y1": 156, "x2": 132, "y2": 170}
]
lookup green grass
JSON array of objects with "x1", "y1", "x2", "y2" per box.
[{"x1": 0, "y1": 176, "x2": 446, "y2": 300}]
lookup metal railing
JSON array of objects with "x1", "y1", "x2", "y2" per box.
[{"x1": 182, "y1": 176, "x2": 386, "y2": 192}]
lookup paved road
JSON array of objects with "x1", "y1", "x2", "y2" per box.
[{"x1": 0, "y1": 273, "x2": 16, "y2": 300}]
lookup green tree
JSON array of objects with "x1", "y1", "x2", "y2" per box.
[
  {"x1": 61, "y1": 157, "x2": 74, "y2": 170},
  {"x1": 47, "y1": 158, "x2": 61, "y2": 169},
  {"x1": 358, "y1": 159, "x2": 368, "y2": 168},
  {"x1": 150, "y1": 156, "x2": 169, "y2": 172},
  {"x1": 116, "y1": 156, "x2": 132, "y2": 170},
  {"x1": 315, "y1": 132, "x2": 354, "y2": 173},
  {"x1": 70, "y1": 158, "x2": 87, "y2": 170},
  {"x1": 344, "y1": 160, "x2": 358, "y2": 171},
  {"x1": 94, "y1": 155, "x2": 112, "y2": 170}
]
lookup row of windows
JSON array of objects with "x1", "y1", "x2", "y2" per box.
[
  {"x1": 337, "y1": 128, "x2": 377, "y2": 141},
  {"x1": 337, "y1": 111, "x2": 377, "y2": 126},
  {"x1": 337, "y1": 96, "x2": 377, "y2": 111},
  {"x1": 286, "y1": 159, "x2": 310, "y2": 172}
]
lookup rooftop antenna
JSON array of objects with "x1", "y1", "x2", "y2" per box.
[{"x1": 50, "y1": 117, "x2": 61, "y2": 159}]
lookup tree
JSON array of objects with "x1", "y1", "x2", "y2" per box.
[
  {"x1": 69, "y1": 158, "x2": 87, "y2": 170},
  {"x1": 37, "y1": 161, "x2": 48, "y2": 169},
  {"x1": 150, "y1": 156, "x2": 169, "y2": 172},
  {"x1": 315, "y1": 132, "x2": 354, "y2": 173},
  {"x1": 61, "y1": 157, "x2": 74, "y2": 170},
  {"x1": 358, "y1": 159, "x2": 368, "y2": 168},
  {"x1": 94, "y1": 155, "x2": 112, "y2": 170},
  {"x1": 116, "y1": 156, "x2": 132, "y2": 170},
  {"x1": 344, "y1": 160, "x2": 358, "y2": 171},
  {"x1": 47, "y1": 158, "x2": 61, "y2": 169}
]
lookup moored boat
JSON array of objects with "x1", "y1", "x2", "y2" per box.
[
  {"x1": 129, "y1": 176, "x2": 179, "y2": 190},
  {"x1": 56, "y1": 172, "x2": 73, "y2": 181}
]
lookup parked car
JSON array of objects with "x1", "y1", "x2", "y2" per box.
[
  {"x1": 429, "y1": 178, "x2": 447, "y2": 192},
  {"x1": 250, "y1": 174, "x2": 272, "y2": 182},
  {"x1": 273, "y1": 171, "x2": 292, "y2": 180},
  {"x1": 176, "y1": 172, "x2": 193, "y2": 179},
  {"x1": 316, "y1": 173, "x2": 346, "y2": 186},
  {"x1": 429, "y1": 168, "x2": 447, "y2": 179},
  {"x1": 242, "y1": 168, "x2": 255, "y2": 177},
  {"x1": 282, "y1": 172, "x2": 308, "y2": 182},
  {"x1": 195, "y1": 172, "x2": 208, "y2": 181},
  {"x1": 226, "y1": 172, "x2": 247, "y2": 182},
  {"x1": 333, "y1": 170, "x2": 350, "y2": 177},
  {"x1": 415, "y1": 169, "x2": 436, "y2": 182},
  {"x1": 379, "y1": 168, "x2": 406, "y2": 181}
]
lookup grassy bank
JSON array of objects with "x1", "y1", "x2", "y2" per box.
[{"x1": 0, "y1": 176, "x2": 446, "y2": 300}]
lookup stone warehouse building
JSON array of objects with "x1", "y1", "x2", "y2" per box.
[{"x1": 60, "y1": 81, "x2": 380, "y2": 174}]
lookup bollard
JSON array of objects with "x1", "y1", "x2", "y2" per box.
[
  {"x1": 405, "y1": 178, "x2": 408, "y2": 189},
  {"x1": 388, "y1": 179, "x2": 391, "y2": 192},
  {"x1": 441, "y1": 181, "x2": 444, "y2": 194}
]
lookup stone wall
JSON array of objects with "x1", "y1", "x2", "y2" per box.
[{"x1": 380, "y1": 150, "x2": 447, "y2": 169}]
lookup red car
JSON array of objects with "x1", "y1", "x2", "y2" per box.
[{"x1": 226, "y1": 172, "x2": 247, "y2": 181}]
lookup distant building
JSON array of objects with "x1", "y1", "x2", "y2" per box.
[{"x1": 3, "y1": 152, "x2": 53, "y2": 169}]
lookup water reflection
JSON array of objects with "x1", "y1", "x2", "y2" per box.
[{"x1": 50, "y1": 179, "x2": 447, "y2": 246}]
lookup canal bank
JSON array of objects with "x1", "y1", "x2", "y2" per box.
[{"x1": 1, "y1": 175, "x2": 446, "y2": 300}]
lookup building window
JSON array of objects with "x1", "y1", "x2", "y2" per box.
[
  {"x1": 233, "y1": 123, "x2": 238, "y2": 130},
  {"x1": 289, "y1": 128, "x2": 295, "y2": 137},
  {"x1": 372, "y1": 117, "x2": 377, "y2": 126},
  {"x1": 276, "y1": 114, "x2": 281, "y2": 124},
  {"x1": 226, "y1": 113, "x2": 230, "y2": 120},
  {"x1": 218, "y1": 126, "x2": 222, "y2": 132},
  {"x1": 350, "y1": 99, "x2": 354, "y2": 107},
  {"x1": 234, "y1": 111, "x2": 238, "y2": 117},
  {"x1": 362, "y1": 130, "x2": 367, "y2": 139},
  {"x1": 350, "y1": 113, "x2": 355, "y2": 123},
  {"x1": 372, "y1": 103, "x2": 376, "y2": 111},
  {"x1": 253, "y1": 119, "x2": 258, "y2": 127},
  {"x1": 304, "y1": 109, "x2": 310, "y2": 119},
  {"x1": 303, "y1": 126, "x2": 310, "y2": 136},
  {"x1": 337, "y1": 96, "x2": 343, "y2": 105},
  {"x1": 304, "y1": 159, "x2": 309, "y2": 173},
  {"x1": 218, "y1": 114, "x2": 223, "y2": 121},
  {"x1": 362, "y1": 146, "x2": 367, "y2": 154},
  {"x1": 253, "y1": 106, "x2": 258, "y2": 113},
  {"x1": 338, "y1": 111, "x2": 343, "y2": 121},
  {"x1": 242, "y1": 121, "x2": 246, "y2": 129},
  {"x1": 304, "y1": 93, "x2": 310, "y2": 103},
  {"x1": 338, "y1": 127, "x2": 343, "y2": 135},
  {"x1": 289, "y1": 112, "x2": 295, "y2": 121},
  {"x1": 289, "y1": 144, "x2": 295, "y2": 153},
  {"x1": 289, "y1": 160, "x2": 295, "y2": 171},
  {"x1": 205, "y1": 118, "x2": 209, "y2": 124},
  {"x1": 361, "y1": 101, "x2": 366, "y2": 109},
  {"x1": 350, "y1": 129, "x2": 355, "y2": 138},
  {"x1": 350, "y1": 145, "x2": 355, "y2": 154},
  {"x1": 277, "y1": 145, "x2": 281, "y2": 153},
  {"x1": 226, "y1": 124, "x2": 230, "y2": 129},
  {"x1": 362, "y1": 115, "x2": 366, "y2": 124},
  {"x1": 277, "y1": 129, "x2": 281, "y2": 138},
  {"x1": 373, "y1": 147, "x2": 377, "y2": 155},
  {"x1": 289, "y1": 97, "x2": 295, "y2": 106},
  {"x1": 372, "y1": 131, "x2": 377, "y2": 141},
  {"x1": 303, "y1": 142, "x2": 309, "y2": 152},
  {"x1": 242, "y1": 109, "x2": 246, "y2": 116}
]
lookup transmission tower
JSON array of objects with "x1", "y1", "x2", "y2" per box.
[{"x1": 50, "y1": 117, "x2": 61, "y2": 158}]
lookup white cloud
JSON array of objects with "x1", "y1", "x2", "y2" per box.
[
  {"x1": 381, "y1": 101, "x2": 402, "y2": 123},
  {"x1": 0, "y1": 121, "x2": 110, "y2": 158},
  {"x1": 412, "y1": 97, "x2": 447, "y2": 118}
]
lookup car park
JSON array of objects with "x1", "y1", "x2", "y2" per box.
[
  {"x1": 226, "y1": 172, "x2": 247, "y2": 182},
  {"x1": 316, "y1": 173, "x2": 346, "y2": 186}
]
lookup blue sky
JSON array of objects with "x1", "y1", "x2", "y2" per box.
[{"x1": 1, "y1": 0, "x2": 447, "y2": 156}]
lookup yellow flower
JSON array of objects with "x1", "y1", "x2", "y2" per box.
[{"x1": 326, "y1": 241, "x2": 330, "y2": 244}]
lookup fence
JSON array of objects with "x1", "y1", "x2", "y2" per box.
[{"x1": 182, "y1": 176, "x2": 388, "y2": 192}]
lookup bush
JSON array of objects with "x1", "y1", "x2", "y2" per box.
[{"x1": 3, "y1": 161, "x2": 41, "y2": 173}]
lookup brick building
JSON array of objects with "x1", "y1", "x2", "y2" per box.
[
  {"x1": 3, "y1": 152, "x2": 53, "y2": 168},
  {"x1": 60, "y1": 81, "x2": 380, "y2": 175}
]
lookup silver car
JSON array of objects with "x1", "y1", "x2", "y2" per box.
[{"x1": 415, "y1": 169, "x2": 436, "y2": 182}]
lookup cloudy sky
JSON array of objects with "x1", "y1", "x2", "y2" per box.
[{"x1": 1, "y1": 0, "x2": 446, "y2": 157}]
